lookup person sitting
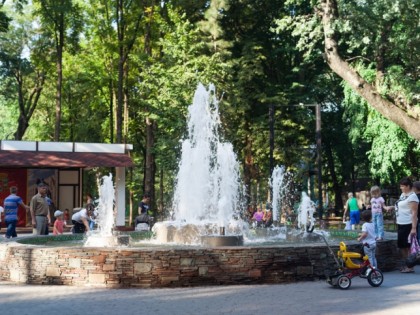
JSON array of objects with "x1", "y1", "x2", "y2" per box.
[
  {"x1": 263, "y1": 208, "x2": 273, "y2": 228},
  {"x1": 135, "y1": 194, "x2": 152, "y2": 230},
  {"x1": 135, "y1": 209, "x2": 152, "y2": 231}
]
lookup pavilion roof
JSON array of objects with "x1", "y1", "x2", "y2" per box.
[{"x1": 0, "y1": 141, "x2": 134, "y2": 168}]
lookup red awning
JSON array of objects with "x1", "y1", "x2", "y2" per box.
[{"x1": 0, "y1": 151, "x2": 134, "y2": 168}]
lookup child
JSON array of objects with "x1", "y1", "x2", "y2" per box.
[
  {"x1": 370, "y1": 185, "x2": 386, "y2": 241},
  {"x1": 357, "y1": 210, "x2": 377, "y2": 269},
  {"x1": 53, "y1": 210, "x2": 66, "y2": 235},
  {"x1": 344, "y1": 216, "x2": 351, "y2": 231}
]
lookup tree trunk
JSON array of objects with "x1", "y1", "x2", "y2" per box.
[
  {"x1": 116, "y1": 47, "x2": 124, "y2": 143},
  {"x1": 324, "y1": 139, "x2": 343, "y2": 211},
  {"x1": 14, "y1": 71, "x2": 45, "y2": 140},
  {"x1": 116, "y1": 0, "x2": 124, "y2": 143},
  {"x1": 319, "y1": 0, "x2": 420, "y2": 141},
  {"x1": 243, "y1": 122, "x2": 254, "y2": 206},
  {"x1": 54, "y1": 13, "x2": 64, "y2": 142},
  {"x1": 143, "y1": 2, "x2": 157, "y2": 216},
  {"x1": 144, "y1": 117, "x2": 156, "y2": 215},
  {"x1": 109, "y1": 78, "x2": 115, "y2": 142}
]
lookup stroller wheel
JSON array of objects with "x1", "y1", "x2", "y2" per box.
[
  {"x1": 337, "y1": 275, "x2": 351, "y2": 290},
  {"x1": 367, "y1": 269, "x2": 384, "y2": 287}
]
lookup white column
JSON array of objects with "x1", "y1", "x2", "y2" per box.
[{"x1": 115, "y1": 167, "x2": 126, "y2": 226}]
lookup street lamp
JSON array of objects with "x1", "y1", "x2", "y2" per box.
[{"x1": 268, "y1": 103, "x2": 323, "y2": 218}]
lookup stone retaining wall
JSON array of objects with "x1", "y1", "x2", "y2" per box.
[{"x1": 0, "y1": 240, "x2": 400, "y2": 288}]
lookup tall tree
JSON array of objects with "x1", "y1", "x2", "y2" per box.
[
  {"x1": 115, "y1": 0, "x2": 143, "y2": 143},
  {"x1": 34, "y1": 0, "x2": 83, "y2": 141},
  {"x1": 277, "y1": 0, "x2": 419, "y2": 140},
  {"x1": 318, "y1": 0, "x2": 420, "y2": 140},
  {"x1": 0, "y1": 4, "x2": 47, "y2": 140}
]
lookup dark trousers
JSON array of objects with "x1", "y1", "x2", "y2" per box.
[
  {"x1": 72, "y1": 220, "x2": 86, "y2": 234},
  {"x1": 5, "y1": 219, "x2": 18, "y2": 238}
]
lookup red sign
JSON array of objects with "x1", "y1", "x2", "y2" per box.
[{"x1": 0, "y1": 169, "x2": 28, "y2": 227}]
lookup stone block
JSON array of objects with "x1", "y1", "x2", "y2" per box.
[
  {"x1": 46, "y1": 267, "x2": 61, "y2": 277},
  {"x1": 199, "y1": 266, "x2": 208, "y2": 276},
  {"x1": 180, "y1": 258, "x2": 193, "y2": 266},
  {"x1": 248, "y1": 269, "x2": 261, "y2": 278},
  {"x1": 89, "y1": 273, "x2": 106, "y2": 284},
  {"x1": 134, "y1": 262, "x2": 152, "y2": 273},
  {"x1": 69, "y1": 258, "x2": 81, "y2": 268},
  {"x1": 161, "y1": 276, "x2": 179, "y2": 283},
  {"x1": 103, "y1": 264, "x2": 115, "y2": 271},
  {"x1": 296, "y1": 266, "x2": 313, "y2": 275}
]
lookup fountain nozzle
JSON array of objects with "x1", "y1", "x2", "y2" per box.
[{"x1": 219, "y1": 227, "x2": 225, "y2": 235}]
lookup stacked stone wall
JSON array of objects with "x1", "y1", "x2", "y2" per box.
[{"x1": 0, "y1": 240, "x2": 400, "y2": 288}]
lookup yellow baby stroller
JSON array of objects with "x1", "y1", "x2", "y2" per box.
[{"x1": 326, "y1": 241, "x2": 384, "y2": 289}]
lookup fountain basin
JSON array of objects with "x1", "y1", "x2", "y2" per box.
[
  {"x1": 201, "y1": 235, "x2": 244, "y2": 247},
  {"x1": 0, "y1": 234, "x2": 400, "y2": 288}
]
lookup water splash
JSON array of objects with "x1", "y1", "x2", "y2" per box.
[
  {"x1": 270, "y1": 165, "x2": 289, "y2": 222},
  {"x1": 85, "y1": 174, "x2": 116, "y2": 247},
  {"x1": 297, "y1": 191, "x2": 316, "y2": 232},
  {"x1": 172, "y1": 83, "x2": 242, "y2": 228}
]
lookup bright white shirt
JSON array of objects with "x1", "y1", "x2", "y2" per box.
[
  {"x1": 72, "y1": 208, "x2": 89, "y2": 223},
  {"x1": 361, "y1": 222, "x2": 376, "y2": 246},
  {"x1": 396, "y1": 192, "x2": 419, "y2": 225}
]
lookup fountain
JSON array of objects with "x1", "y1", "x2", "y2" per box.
[
  {"x1": 84, "y1": 174, "x2": 130, "y2": 247},
  {"x1": 270, "y1": 165, "x2": 289, "y2": 223},
  {"x1": 0, "y1": 84, "x2": 400, "y2": 288},
  {"x1": 153, "y1": 83, "x2": 245, "y2": 246}
]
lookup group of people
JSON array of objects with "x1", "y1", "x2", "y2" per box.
[
  {"x1": 249, "y1": 205, "x2": 273, "y2": 228},
  {"x1": 1, "y1": 183, "x2": 153, "y2": 237},
  {"x1": 345, "y1": 177, "x2": 420, "y2": 273},
  {"x1": 0, "y1": 182, "x2": 66, "y2": 238}
]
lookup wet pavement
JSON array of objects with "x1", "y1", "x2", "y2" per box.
[{"x1": 1, "y1": 267, "x2": 419, "y2": 315}]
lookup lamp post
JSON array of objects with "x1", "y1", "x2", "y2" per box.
[{"x1": 268, "y1": 103, "x2": 323, "y2": 218}]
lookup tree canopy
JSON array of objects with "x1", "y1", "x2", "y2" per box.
[{"x1": 0, "y1": 0, "x2": 418, "y2": 215}]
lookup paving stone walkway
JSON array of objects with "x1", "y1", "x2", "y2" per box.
[{"x1": 1, "y1": 267, "x2": 419, "y2": 315}]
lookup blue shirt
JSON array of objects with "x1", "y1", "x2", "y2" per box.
[{"x1": 4, "y1": 194, "x2": 23, "y2": 221}]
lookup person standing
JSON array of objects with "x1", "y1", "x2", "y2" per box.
[
  {"x1": 413, "y1": 181, "x2": 420, "y2": 243},
  {"x1": 343, "y1": 192, "x2": 360, "y2": 230},
  {"x1": 30, "y1": 182, "x2": 51, "y2": 235},
  {"x1": 370, "y1": 186, "x2": 386, "y2": 241},
  {"x1": 3, "y1": 186, "x2": 30, "y2": 239},
  {"x1": 53, "y1": 210, "x2": 66, "y2": 235},
  {"x1": 385, "y1": 177, "x2": 419, "y2": 273}
]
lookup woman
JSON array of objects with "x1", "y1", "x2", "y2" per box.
[
  {"x1": 252, "y1": 207, "x2": 264, "y2": 227},
  {"x1": 386, "y1": 177, "x2": 419, "y2": 273}
]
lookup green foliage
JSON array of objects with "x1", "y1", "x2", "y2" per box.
[
  {"x1": 1, "y1": 0, "x2": 419, "y2": 212},
  {"x1": 365, "y1": 111, "x2": 420, "y2": 183}
]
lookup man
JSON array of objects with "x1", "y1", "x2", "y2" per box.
[
  {"x1": 4, "y1": 186, "x2": 29, "y2": 238},
  {"x1": 134, "y1": 194, "x2": 152, "y2": 228},
  {"x1": 30, "y1": 182, "x2": 51, "y2": 235},
  {"x1": 343, "y1": 192, "x2": 360, "y2": 230}
]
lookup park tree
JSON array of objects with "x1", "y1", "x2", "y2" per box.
[
  {"x1": 33, "y1": 0, "x2": 83, "y2": 141},
  {"x1": 276, "y1": 0, "x2": 419, "y2": 140},
  {"x1": 0, "y1": 4, "x2": 47, "y2": 140}
]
